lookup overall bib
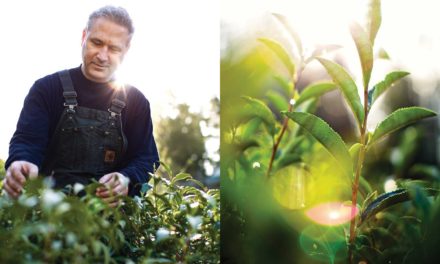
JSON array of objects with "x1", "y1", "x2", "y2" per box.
[{"x1": 41, "y1": 70, "x2": 127, "y2": 189}]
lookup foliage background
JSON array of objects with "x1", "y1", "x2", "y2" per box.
[{"x1": 155, "y1": 98, "x2": 220, "y2": 188}]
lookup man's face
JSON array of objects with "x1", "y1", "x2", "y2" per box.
[{"x1": 81, "y1": 17, "x2": 130, "y2": 83}]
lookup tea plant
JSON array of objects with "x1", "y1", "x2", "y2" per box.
[
  {"x1": 0, "y1": 164, "x2": 219, "y2": 263},
  {"x1": 222, "y1": 0, "x2": 437, "y2": 263},
  {"x1": 223, "y1": 13, "x2": 342, "y2": 194},
  {"x1": 222, "y1": 10, "x2": 347, "y2": 263},
  {"x1": 299, "y1": 0, "x2": 436, "y2": 261}
]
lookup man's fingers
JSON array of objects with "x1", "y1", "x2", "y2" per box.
[
  {"x1": 118, "y1": 184, "x2": 128, "y2": 196},
  {"x1": 98, "y1": 174, "x2": 111, "y2": 184},
  {"x1": 5, "y1": 169, "x2": 24, "y2": 194},
  {"x1": 9, "y1": 166, "x2": 26, "y2": 185},
  {"x1": 96, "y1": 184, "x2": 123, "y2": 198},
  {"x1": 117, "y1": 174, "x2": 130, "y2": 188},
  {"x1": 25, "y1": 164, "x2": 39, "y2": 179},
  {"x1": 96, "y1": 189, "x2": 112, "y2": 198},
  {"x1": 97, "y1": 178, "x2": 115, "y2": 194},
  {"x1": 96, "y1": 173, "x2": 128, "y2": 206},
  {"x1": 99, "y1": 173, "x2": 117, "y2": 185},
  {"x1": 2, "y1": 181, "x2": 20, "y2": 198},
  {"x1": 97, "y1": 191, "x2": 125, "y2": 208},
  {"x1": 111, "y1": 185, "x2": 125, "y2": 195},
  {"x1": 5, "y1": 177, "x2": 23, "y2": 194},
  {"x1": 97, "y1": 173, "x2": 123, "y2": 194},
  {"x1": 96, "y1": 186, "x2": 116, "y2": 198},
  {"x1": 7, "y1": 160, "x2": 38, "y2": 184}
]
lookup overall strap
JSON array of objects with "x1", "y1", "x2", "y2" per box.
[
  {"x1": 108, "y1": 86, "x2": 127, "y2": 118},
  {"x1": 58, "y1": 70, "x2": 78, "y2": 111},
  {"x1": 108, "y1": 85, "x2": 128, "y2": 156}
]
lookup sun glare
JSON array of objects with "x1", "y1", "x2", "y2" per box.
[
  {"x1": 328, "y1": 210, "x2": 341, "y2": 220},
  {"x1": 305, "y1": 202, "x2": 357, "y2": 226}
]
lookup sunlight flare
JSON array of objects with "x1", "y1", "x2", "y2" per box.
[{"x1": 305, "y1": 202, "x2": 358, "y2": 226}]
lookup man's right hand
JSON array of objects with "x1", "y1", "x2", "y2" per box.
[{"x1": 2, "y1": 161, "x2": 38, "y2": 198}]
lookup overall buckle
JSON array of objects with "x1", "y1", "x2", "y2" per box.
[
  {"x1": 108, "y1": 109, "x2": 119, "y2": 118},
  {"x1": 64, "y1": 103, "x2": 78, "y2": 113}
]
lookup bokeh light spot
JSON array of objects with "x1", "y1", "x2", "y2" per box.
[
  {"x1": 384, "y1": 178, "x2": 398, "y2": 193},
  {"x1": 305, "y1": 202, "x2": 357, "y2": 226}
]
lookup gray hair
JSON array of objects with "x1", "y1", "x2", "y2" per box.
[{"x1": 87, "y1": 6, "x2": 134, "y2": 36}]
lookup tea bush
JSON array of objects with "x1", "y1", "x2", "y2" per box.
[{"x1": 0, "y1": 163, "x2": 219, "y2": 263}]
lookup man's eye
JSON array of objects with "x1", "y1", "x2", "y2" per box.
[
  {"x1": 91, "y1": 40, "x2": 102, "y2": 46},
  {"x1": 110, "y1": 46, "x2": 121, "y2": 52}
]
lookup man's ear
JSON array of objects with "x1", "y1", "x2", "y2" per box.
[{"x1": 81, "y1": 29, "x2": 87, "y2": 45}]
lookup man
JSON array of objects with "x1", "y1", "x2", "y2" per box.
[{"x1": 2, "y1": 6, "x2": 159, "y2": 207}]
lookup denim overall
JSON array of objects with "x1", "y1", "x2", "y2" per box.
[{"x1": 41, "y1": 70, "x2": 127, "y2": 189}]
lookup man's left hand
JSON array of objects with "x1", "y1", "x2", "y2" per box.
[{"x1": 96, "y1": 172, "x2": 129, "y2": 207}]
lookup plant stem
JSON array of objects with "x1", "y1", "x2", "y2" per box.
[
  {"x1": 266, "y1": 69, "x2": 303, "y2": 178},
  {"x1": 348, "y1": 139, "x2": 365, "y2": 263},
  {"x1": 266, "y1": 104, "x2": 293, "y2": 178},
  {"x1": 348, "y1": 80, "x2": 370, "y2": 263}
]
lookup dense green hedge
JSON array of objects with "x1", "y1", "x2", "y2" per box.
[{"x1": 0, "y1": 164, "x2": 219, "y2": 263}]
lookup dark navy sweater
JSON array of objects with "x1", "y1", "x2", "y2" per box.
[{"x1": 5, "y1": 66, "x2": 159, "y2": 196}]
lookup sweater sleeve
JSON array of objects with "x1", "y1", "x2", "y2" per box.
[
  {"x1": 5, "y1": 81, "x2": 52, "y2": 170},
  {"x1": 118, "y1": 92, "x2": 160, "y2": 196}
]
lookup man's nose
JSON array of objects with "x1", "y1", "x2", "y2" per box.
[{"x1": 96, "y1": 47, "x2": 109, "y2": 62}]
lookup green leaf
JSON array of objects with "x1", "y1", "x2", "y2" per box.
[
  {"x1": 274, "y1": 135, "x2": 306, "y2": 170},
  {"x1": 241, "y1": 118, "x2": 262, "y2": 140},
  {"x1": 377, "y1": 47, "x2": 390, "y2": 59},
  {"x1": 408, "y1": 184, "x2": 432, "y2": 219},
  {"x1": 258, "y1": 37, "x2": 296, "y2": 77},
  {"x1": 367, "y1": 0, "x2": 382, "y2": 45},
  {"x1": 272, "y1": 13, "x2": 303, "y2": 60},
  {"x1": 159, "y1": 161, "x2": 173, "y2": 177},
  {"x1": 235, "y1": 139, "x2": 259, "y2": 153},
  {"x1": 360, "y1": 187, "x2": 439, "y2": 225},
  {"x1": 172, "y1": 173, "x2": 192, "y2": 185},
  {"x1": 349, "y1": 143, "x2": 362, "y2": 157},
  {"x1": 360, "y1": 189, "x2": 407, "y2": 224},
  {"x1": 273, "y1": 75, "x2": 293, "y2": 97},
  {"x1": 350, "y1": 22, "x2": 374, "y2": 89},
  {"x1": 371, "y1": 71, "x2": 410, "y2": 104},
  {"x1": 409, "y1": 164, "x2": 440, "y2": 180},
  {"x1": 240, "y1": 96, "x2": 276, "y2": 133},
  {"x1": 369, "y1": 107, "x2": 436, "y2": 146},
  {"x1": 156, "y1": 194, "x2": 174, "y2": 210},
  {"x1": 275, "y1": 154, "x2": 302, "y2": 170},
  {"x1": 316, "y1": 58, "x2": 364, "y2": 129},
  {"x1": 283, "y1": 111, "x2": 352, "y2": 178},
  {"x1": 361, "y1": 190, "x2": 377, "y2": 211},
  {"x1": 349, "y1": 143, "x2": 363, "y2": 170},
  {"x1": 294, "y1": 82, "x2": 337, "y2": 107},
  {"x1": 266, "y1": 90, "x2": 289, "y2": 112},
  {"x1": 189, "y1": 178, "x2": 206, "y2": 189},
  {"x1": 298, "y1": 98, "x2": 318, "y2": 114}
]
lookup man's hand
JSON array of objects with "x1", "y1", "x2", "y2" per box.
[
  {"x1": 2, "y1": 161, "x2": 38, "y2": 198},
  {"x1": 96, "y1": 172, "x2": 129, "y2": 207}
]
